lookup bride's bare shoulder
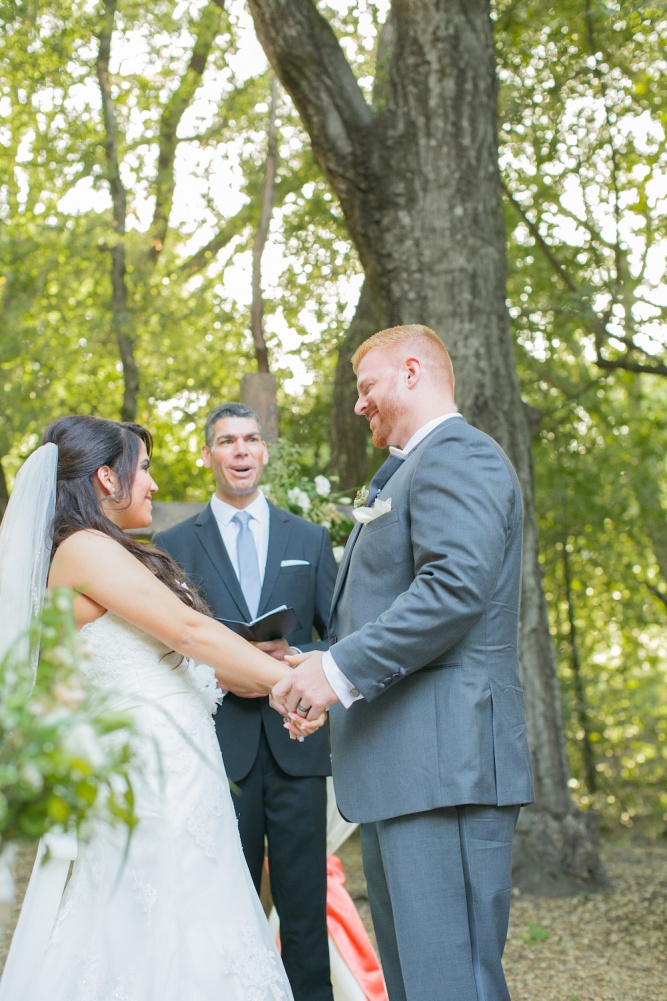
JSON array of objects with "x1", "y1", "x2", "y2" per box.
[
  {"x1": 54, "y1": 529, "x2": 118, "y2": 556},
  {"x1": 51, "y1": 530, "x2": 125, "y2": 574}
]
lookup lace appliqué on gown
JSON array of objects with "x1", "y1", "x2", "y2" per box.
[
  {"x1": 72, "y1": 952, "x2": 134, "y2": 1001},
  {"x1": 131, "y1": 868, "x2": 158, "y2": 927},
  {"x1": 186, "y1": 783, "x2": 227, "y2": 858},
  {"x1": 221, "y1": 921, "x2": 288, "y2": 1001}
]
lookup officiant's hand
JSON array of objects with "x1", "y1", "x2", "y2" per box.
[
  {"x1": 253, "y1": 637, "x2": 297, "y2": 661},
  {"x1": 271, "y1": 650, "x2": 339, "y2": 721}
]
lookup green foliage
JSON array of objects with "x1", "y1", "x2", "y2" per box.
[
  {"x1": 495, "y1": 0, "x2": 667, "y2": 834},
  {"x1": 523, "y1": 923, "x2": 550, "y2": 944},
  {"x1": 263, "y1": 440, "x2": 353, "y2": 547},
  {"x1": 0, "y1": 589, "x2": 136, "y2": 845}
]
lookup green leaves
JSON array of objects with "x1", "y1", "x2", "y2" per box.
[{"x1": 0, "y1": 589, "x2": 137, "y2": 845}]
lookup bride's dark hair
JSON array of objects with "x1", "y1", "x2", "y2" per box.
[{"x1": 41, "y1": 415, "x2": 208, "y2": 613}]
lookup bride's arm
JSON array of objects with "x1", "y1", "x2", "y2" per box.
[{"x1": 49, "y1": 530, "x2": 294, "y2": 697}]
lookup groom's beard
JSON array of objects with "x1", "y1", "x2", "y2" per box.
[{"x1": 370, "y1": 390, "x2": 402, "y2": 450}]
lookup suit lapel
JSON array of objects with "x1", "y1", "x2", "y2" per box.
[
  {"x1": 330, "y1": 522, "x2": 362, "y2": 616},
  {"x1": 331, "y1": 415, "x2": 468, "y2": 622},
  {"x1": 193, "y1": 504, "x2": 250, "y2": 620},
  {"x1": 258, "y1": 503, "x2": 291, "y2": 615}
]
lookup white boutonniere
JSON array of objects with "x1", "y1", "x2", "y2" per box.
[
  {"x1": 352, "y1": 497, "x2": 392, "y2": 524},
  {"x1": 353, "y1": 485, "x2": 369, "y2": 508}
]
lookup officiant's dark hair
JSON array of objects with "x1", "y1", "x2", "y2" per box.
[
  {"x1": 41, "y1": 415, "x2": 208, "y2": 613},
  {"x1": 204, "y1": 403, "x2": 261, "y2": 447}
]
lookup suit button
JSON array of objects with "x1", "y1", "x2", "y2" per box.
[
  {"x1": 398, "y1": 667, "x2": 406, "y2": 676},
  {"x1": 377, "y1": 683, "x2": 385, "y2": 690},
  {"x1": 350, "y1": 687, "x2": 360, "y2": 697}
]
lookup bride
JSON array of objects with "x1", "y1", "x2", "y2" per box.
[{"x1": 0, "y1": 414, "x2": 325, "y2": 1001}]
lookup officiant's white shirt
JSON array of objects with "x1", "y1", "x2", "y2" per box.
[
  {"x1": 210, "y1": 491, "x2": 270, "y2": 584},
  {"x1": 324, "y1": 412, "x2": 460, "y2": 707}
]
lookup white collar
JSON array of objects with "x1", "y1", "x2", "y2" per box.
[
  {"x1": 389, "y1": 412, "x2": 461, "y2": 458},
  {"x1": 210, "y1": 490, "x2": 269, "y2": 526}
]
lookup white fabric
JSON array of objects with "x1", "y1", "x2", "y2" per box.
[
  {"x1": 325, "y1": 777, "x2": 358, "y2": 857},
  {"x1": 210, "y1": 491, "x2": 269, "y2": 583},
  {"x1": 2, "y1": 613, "x2": 293, "y2": 1001},
  {"x1": 329, "y1": 939, "x2": 368, "y2": 1001},
  {"x1": 0, "y1": 442, "x2": 57, "y2": 675},
  {"x1": 395, "y1": 411, "x2": 461, "y2": 455},
  {"x1": 323, "y1": 649, "x2": 362, "y2": 708}
]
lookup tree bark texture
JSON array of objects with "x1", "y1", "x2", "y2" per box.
[
  {"x1": 330, "y1": 280, "x2": 383, "y2": 489},
  {"x1": 250, "y1": 74, "x2": 279, "y2": 375},
  {"x1": 97, "y1": 0, "x2": 138, "y2": 423},
  {"x1": 248, "y1": 0, "x2": 603, "y2": 889}
]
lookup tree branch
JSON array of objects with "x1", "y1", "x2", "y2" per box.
[
  {"x1": 147, "y1": 0, "x2": 224, "y2": 265},
  {"x1": 502, "y1": 181, "x2": 578, "y2": 294},
  {"x1": 247, "y1": 0, "x2": 372, "y2": 197},
  {"x1": 96, "y1": 0, "x2": 138, "y2": 421},
  {"x1": 250, "y1": 74, "x2": 279, "y2": 374}
]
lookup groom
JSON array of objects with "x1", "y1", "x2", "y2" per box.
[{"x1": 273, "y1": 324, "x2": 535, "y2": 1001}]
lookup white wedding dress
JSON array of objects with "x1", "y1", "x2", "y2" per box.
[{"x1": 17, "y1": 612, "x2": 293, "y2": 1001}]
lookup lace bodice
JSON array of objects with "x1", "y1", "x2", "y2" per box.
[{"x1": 80, "y1": 612, "x2": 214, "y2": 715}]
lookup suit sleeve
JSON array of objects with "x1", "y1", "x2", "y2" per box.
[{"x1": 331, "y1": 436, "x2": 521, "y2": 700}]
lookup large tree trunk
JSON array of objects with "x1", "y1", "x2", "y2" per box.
[
  {"x1": 249, "y1": 0, "x2": 604, "y2": 891},
  {"x1": 330, "y1": 280, "x2": 384, "y2": 489}
]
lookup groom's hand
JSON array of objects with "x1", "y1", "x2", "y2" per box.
[{"x1": 271, "y1": 650, "x2": 339, "y2": 721}]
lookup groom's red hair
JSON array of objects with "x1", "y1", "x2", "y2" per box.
[{"x1": 351, "y1": 323, "x2": 455, "y2": 393}]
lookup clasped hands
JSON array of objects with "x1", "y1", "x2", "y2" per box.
[
  {"x1": 272, "y1": 649, "x2": 339, "y2": 742},
  {"x1": 230, "y1": 640, "x2": 337, "y2": 741}
]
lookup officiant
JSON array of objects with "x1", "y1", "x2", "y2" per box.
[{"x1": 154, "y1": 402, "x2": 337, "y2": 1001}]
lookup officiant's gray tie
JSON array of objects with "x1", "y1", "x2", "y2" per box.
[
  {"x1": 232, "y1": 510, "x2": 261, "y2": 618},
  {"x1": 368, "y1": 454, "x2": 404, "y2": 504}
]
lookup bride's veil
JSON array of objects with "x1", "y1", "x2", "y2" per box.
[
  {"x1": 0, "y1": 442, "x2": 58, "y2": 673},
  {"x1": 0, "y1": 442, "x2": 77, "y2": 998}
]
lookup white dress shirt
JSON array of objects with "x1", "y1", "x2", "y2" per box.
[
  {"x1": 323, "y1": 411, "x2": 461, "y2": 707},
  {"x1": 210, "y1": 491, "x2": 270, "y2": 587}
]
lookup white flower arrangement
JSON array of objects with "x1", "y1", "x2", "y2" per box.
[
  {"x1": 314, "y1": 475, "x2": 331, "y2": 497},
  {"x1": 287, "y1": 487, "x2": 312, "y2": 513},
  {"x1": 262, "y1": 441, "x2": 354, "y2": 546}
]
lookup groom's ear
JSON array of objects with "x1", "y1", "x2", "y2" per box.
[{"x1": 404, "y1": 357, "x2": 421, "y2": 389}]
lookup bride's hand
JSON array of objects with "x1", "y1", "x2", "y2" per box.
[{"x1": 282, "y1": 709, "x2": 327, "y2": 742}]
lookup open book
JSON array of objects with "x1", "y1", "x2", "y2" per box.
[{"x1": 216, "y1": 605, "x2": 301, "y2": 643}]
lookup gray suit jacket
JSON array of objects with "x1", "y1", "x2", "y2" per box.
[
  {"x1": 154, "y1": 501, "x2": 337, "y2": 781},
  {"x1": 328, "y1": 416, "x2": 535, "y2": 822}
]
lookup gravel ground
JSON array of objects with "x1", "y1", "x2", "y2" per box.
[
  {"x1": 336, "y1": 833, "x2": 667, "y2": 1001},
  {"x1": 3, "y1": 837, "x2": 666, "y2": 999}
]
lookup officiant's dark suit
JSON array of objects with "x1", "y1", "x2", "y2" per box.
[{"x1": 154, "y1": 403, "x2": 337, "y2": 1001}]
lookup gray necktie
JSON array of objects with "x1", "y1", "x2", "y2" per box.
[
  {"x1": 368, "y1": 454, "x2": 404, "y2": 504},
  {"x1": 232, "y1": 510, "x2": 261, "y2": 619}
]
